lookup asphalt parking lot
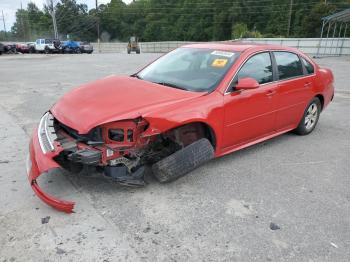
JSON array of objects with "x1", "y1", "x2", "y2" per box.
[{"x1": 0, "y1": 53, "x2": 349, "y2": 262}]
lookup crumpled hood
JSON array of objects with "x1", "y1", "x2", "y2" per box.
[{"x1": 51, "y1": 76, "x2": 204, "y2": 133}]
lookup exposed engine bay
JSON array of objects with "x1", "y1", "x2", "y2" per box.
[{"x1": 51, "y1": 112, "x2": 210, "y2": 187}]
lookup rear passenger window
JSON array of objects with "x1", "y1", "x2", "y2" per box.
[
  {"x1": 274, "y1": 52, "x2": 303, "y2": 80},
  {"x1": 236, "y1": 52, "x2": 273, "y2": 85},
  {"x1": 301, "y1": 57, "x2": 314, "y2": 75}
]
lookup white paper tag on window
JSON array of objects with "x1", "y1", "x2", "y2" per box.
[{"x1": 211, "y1": 50, "x2": 234, "y2": 58}]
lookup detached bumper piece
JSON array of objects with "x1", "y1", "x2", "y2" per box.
[
  {"x1": 31, "y1": 179, "x2": 74, "y2": 213},
  {"x1": 28, "y1": 123, "x2": 75, "y2": 213}
]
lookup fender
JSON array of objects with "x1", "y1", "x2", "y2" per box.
[{"x1": 141, "y1": 91, "x2": 225, "y2": 153}]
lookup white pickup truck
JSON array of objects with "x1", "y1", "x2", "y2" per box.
[{"x1": 34, "y1": 39, "x2": 62, "y2": 53}]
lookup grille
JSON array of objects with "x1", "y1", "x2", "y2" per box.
[{"x1": 37, "y1": 112, "x2": 57, "y2": 153}]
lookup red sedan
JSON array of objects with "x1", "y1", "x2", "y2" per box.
[{"x1": 27, "y1": 43, "x2": 334, "y2": 212}]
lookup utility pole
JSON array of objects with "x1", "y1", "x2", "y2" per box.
[
  {"x1": 47, "y1": 0, "x2": 58, "y2": 39},
  {"x1": 1, "y1": 10, "x2": 6, "y2": 39},
  {"x1": 287, "y1": 0, "x2": 293, "y2": 37},
  {"x1": 20, "y1": 2, "x2": 26, "y2": 42},
  {"x1": 96, "y1": 0, "x2": 101, "y2": 52}
]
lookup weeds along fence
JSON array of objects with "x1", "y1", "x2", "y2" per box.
[{"x1": 92, "y1": 38, "x2": 350, "y2": 56}]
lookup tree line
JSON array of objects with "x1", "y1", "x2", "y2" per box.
[{"x1": 1, "y1": 0, "x2": 349, "y2": 42}]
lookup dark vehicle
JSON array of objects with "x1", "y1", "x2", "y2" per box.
[
  {"x1": 16, "y1": 43, "x2": 29, "y2": 53},
  {"x1": 0, "y1": 42, "x2": 4, "y2": 55},
  {"x1": 79, "y1": 41, "x2": 93, "y2": 54},
  {"x1": 62, "y1": 40, "x2": 81, "y2": 54},
  {"x1": 4, "y1": 44, "x2": 17, "y2": 54},
  {"x1": 127, "y1": 36, "x2": 140, "y2": 54},
  {"x1": 27, "y1": 42, "x2": 36, "y2": 53}
]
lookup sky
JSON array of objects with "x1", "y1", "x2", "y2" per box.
[{"x1": 0, "y1": 0, "x2": 133, "y2": 31}]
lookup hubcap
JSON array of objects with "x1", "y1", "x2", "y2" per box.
[{"x1": 304, "y1": 103, "x2": 318, "y2": 130}]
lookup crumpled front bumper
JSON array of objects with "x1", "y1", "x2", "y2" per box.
[{"x1": 27, "y1": 127, "x2": 75, "y2": 213}]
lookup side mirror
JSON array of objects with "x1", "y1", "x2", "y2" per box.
[{"x1": 235, "y1": 77, "x2": 260, "y2": 90}]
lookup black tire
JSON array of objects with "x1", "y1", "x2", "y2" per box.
[
  {"x1": 44, "y1": 47, "x2": 50, "y2": 54},
  {"x1": 136, "y1": 49, "x2": 140, "y2": 54},
  {"x1": 152, "y1": 138, "x2": 214, "y2": 183},
  {"x1": 294, "y1": 97, "x2": 321, "y2": 135}
]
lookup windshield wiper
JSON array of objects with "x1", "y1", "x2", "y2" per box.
[{"x1": 155, "y1": 81, "x2": 188, "y2": 91}]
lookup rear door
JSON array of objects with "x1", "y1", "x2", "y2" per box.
[{"x1": 272, "y1": 51, "x2": 314, "y2": 131}]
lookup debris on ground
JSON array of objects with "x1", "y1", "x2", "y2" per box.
[
  {"x1": 330, "y1": 242, "x2": 339, "y2": 248},
  {"x1": 269, "y1": 222, "x2": 281, "y2": 230},
  {"x1": 56, "y1": 247, "x2": 66, "y2": 255},
  {"x1": 143, "y1": 226, "x2": 151, "y2": 233},
  {"x1": 41, "y1": 216, "x2": 50, "y2": 224}
]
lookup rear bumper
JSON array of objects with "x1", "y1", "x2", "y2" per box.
[{"x1": 27, "y1": 128, "x2": 75, "y2": 213}]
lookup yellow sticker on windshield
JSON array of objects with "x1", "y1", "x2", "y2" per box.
[{"x1": 212, "y1": 58, "x2": 228, "y2": 68}]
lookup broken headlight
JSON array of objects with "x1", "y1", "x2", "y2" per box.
[{"x1": 109, "y1": 128, "x2": 124, "y2": 142}]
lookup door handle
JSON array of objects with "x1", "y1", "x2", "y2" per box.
[{"x1": 265, "y1": 90, "x2": 276, "y2": 97}]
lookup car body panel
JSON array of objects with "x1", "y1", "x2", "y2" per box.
[
  {"x1": 28, "y1": 128, "x2": 75, "y2": 213},
  {"x1": 51, "y1": 76, "x2": 206, "y2": 134},
  {"x1": 222, "y1": 82, "x2": 278, "y2": 148},
  {"x1": 28, "y1": 42, "x2": 335, "y2": 212}
]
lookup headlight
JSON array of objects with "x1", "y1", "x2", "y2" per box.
[
  {"x1": 109, "y1": 129, "x2": 124, "y2": 142},
  {"x1": 103, "y1": 118, "x2": 148, "y2": 144}
]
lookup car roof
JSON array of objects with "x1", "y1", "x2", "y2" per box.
[{"x1": 182, "y1": 41, "x2": 297, "y2": 53}]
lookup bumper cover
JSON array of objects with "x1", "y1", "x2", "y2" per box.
[{"x1": 28, "y1": 128, "x2": 75, "y2": 213}]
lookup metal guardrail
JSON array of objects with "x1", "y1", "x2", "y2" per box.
[{"x1": 91, "y1": 38, "x2": 350, "y2": 56}]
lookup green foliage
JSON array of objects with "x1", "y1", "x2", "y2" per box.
[
  {"x1": 232, "y1": 23, "x2": 248, "y2": 39},
  {"x1": 300, "y1": 2, "x2": 337, "y2": 37},
  {"x1": 2, "y1": 0, "x2": 350, "y2": 42}
]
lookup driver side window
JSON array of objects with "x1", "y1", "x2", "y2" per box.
[{"x1": 231, "y1": 52, "x2": 273, "y2": 90}]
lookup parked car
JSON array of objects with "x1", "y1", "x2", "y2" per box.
[
  {"x1": 4, "y1": 44, "x2": 17, "y2": 54},
  {"x1": 0, "y1": 42, "x2": 4, "y2": 55},
  {"x1": 127, "y1": 36, "x2": 140, "y2": 54},
  {"x1": 16, "y1": 43, "x2": 29, "y2": 53},
  {"x1": 61, "y1": 40, "x2": 81, "y2": 54},
  {"x1": 35, "y1": 38, "x2": 62, "y2": 53},
  {"x1": 27, "y1": 42, "x2": 334, "y2": 213},
  {"x1": 79, "y1": 41, "x2": 93, "y2": 54},
  {"x1": 27, "y1": 42, "x2": 36, "y2": 53}
]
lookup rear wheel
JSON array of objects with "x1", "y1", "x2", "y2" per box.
[{"x1": 294, "y1": 97, "x2": 321, "y2": 135}]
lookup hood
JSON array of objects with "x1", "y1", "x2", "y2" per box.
[{"x1": 51, "y1": 76, "x2": 205, "y2": 133}]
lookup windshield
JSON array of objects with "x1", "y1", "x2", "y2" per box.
[{"x1": 137, "y1": 48, "x2": 239, "y2": 92}]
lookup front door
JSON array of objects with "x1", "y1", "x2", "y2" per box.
[{"x1": 222, "y1": 52, "x2": 277, "y2": 149}]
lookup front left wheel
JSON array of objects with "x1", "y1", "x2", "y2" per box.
[
  {"x1": 152, "y1": 138, "x2": 214, "y2": 183},
  {"x1": 294, "y1": 97, "x2": 321, "y2": 135}
]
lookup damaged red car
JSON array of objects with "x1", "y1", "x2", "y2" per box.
[{"x1": 27, "y1": 43, "x2": 334, "y2": 213}]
